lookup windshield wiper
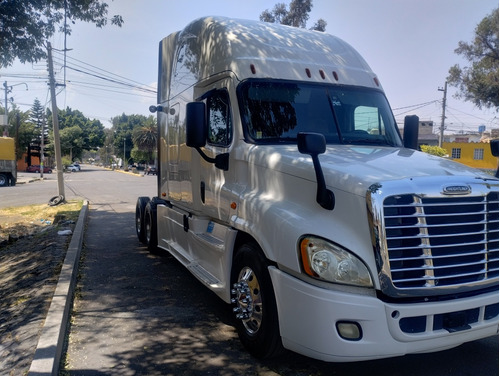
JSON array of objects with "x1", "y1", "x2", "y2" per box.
[{"x1": 342, "y1": 137, "x2": 391, "y2": 146}]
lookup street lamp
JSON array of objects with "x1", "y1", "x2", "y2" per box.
[{"x1": 2, "y1": 81, "x2": 28, "y2": 136}]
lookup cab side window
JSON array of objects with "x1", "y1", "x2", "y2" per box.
[{"x1": 207, "y1": 90, "x2": 232, "y2": 147}]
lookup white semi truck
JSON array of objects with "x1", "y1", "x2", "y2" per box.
[{"x1": 137, "y1": 16, "x2": 499, "y2": 362}]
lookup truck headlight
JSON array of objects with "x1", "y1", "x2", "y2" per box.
[{"x1": 300, "y1": 236, "x2": 373, "y2": 287}]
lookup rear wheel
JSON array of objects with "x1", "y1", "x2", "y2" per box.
[
  {"x1": 135, "y1": 197, "x2": 150, "y2": 244},
  {"x1": 145, "y1": 201, "x2": 159, "y2": 254},
  {"x1": 231, "y1": 242, "x2": 284, "y2": 359}
]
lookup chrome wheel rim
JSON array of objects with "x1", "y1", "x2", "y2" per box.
[{"x1": 232, "y1": 267, "x2": 263, "y2": 334}]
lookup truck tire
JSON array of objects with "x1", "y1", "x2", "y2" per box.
[
  {"x1": 0, "y1": 174, "x2": 9, "y2": 187},
  {"x1": 135, "y1": 197, "x2": 150, "y2": 244},
  {"x1": 231, "y1": 242, "x2": 284, "y2": 359},
  {"x1": 48, "y1": 195, "x2": 64, "y2": 206},
  {"x1": 145, "y1": 200, "x2": 159, "y2": 254}
]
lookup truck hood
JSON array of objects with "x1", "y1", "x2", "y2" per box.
[{"x1": 244, "y1": 144, "x2": 496, "y2": 197}]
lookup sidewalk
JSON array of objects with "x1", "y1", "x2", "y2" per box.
[{"x1": 27, "y1": 201, "x2": 89, "y2": 375}]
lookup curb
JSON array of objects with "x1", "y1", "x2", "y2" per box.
[
  {"x1": 16, "y1": 178, "x2": 43, "y2": 185},
  {"x1": 28, "y1": 200, "x2": 89, "y2": 376},
  {"x1": 109, "y1": 167, "x2": 145, "y2": 177}
]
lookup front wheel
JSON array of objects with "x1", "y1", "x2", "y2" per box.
[
  {"x1": 145, "y1": 201, "x2": 159, "y2": 254},
  {"x1": 231, "y1": 242, "x2": 284, "y2": 359}
]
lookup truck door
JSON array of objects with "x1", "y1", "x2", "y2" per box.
[{"x1": 196, "y1": 83, "x2": 233, "y2": 222}]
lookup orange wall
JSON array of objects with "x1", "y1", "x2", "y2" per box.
[{"x1": 17, "y1": 154, "x2": 41, "y2": 172}]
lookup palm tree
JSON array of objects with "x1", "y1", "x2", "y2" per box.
[{"x1": 132, "y1": 117, "x2": 157, "y2": 164}]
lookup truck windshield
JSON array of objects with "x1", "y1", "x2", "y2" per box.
[{"x1": 239, "y1": 80, "x2": 402, "y2": 146}]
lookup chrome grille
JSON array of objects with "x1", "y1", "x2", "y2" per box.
[{"x1": 383, "y1": 191, "x2": 499, "y2": 289}]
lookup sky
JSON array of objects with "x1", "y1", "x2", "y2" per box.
[{"x1": 0, "y1": 0, "x2": 498, "y2": 135}]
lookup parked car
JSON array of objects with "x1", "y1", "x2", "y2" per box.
[
  {"x1": 26, "y1": 165, "x2": 52, "y2": 173},
  {"x1": 67, "y1": 164, "x2": 80, "y2": 172},
  {"x1": 146, "y1": 165, "x2": 157, "y2": 175}
]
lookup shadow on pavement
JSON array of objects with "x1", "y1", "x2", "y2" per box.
[{"x1": 63, "y1": 207, "x2": 499, "y2": 376}]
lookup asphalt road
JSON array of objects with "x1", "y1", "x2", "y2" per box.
[{"x1": 2, "y1": 166, "x2": 498, "y2": 375}]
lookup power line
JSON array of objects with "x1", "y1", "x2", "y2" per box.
[
  {"x1": 393, "y1": 100, "x2": 440, "y2": 117},
  {"x1": 0, "y1": 73, "x2": 47, "y2": 81},
  {"x1": 392, "y1": 100, "x2": 440, "y2": 111},
  {"x1": 446, "y1": 104, "x2": 496, "y2": 123},
  {"x1": 56, "y1": 51, "x2": 155, "y2": 89},
  {"x1": 65, "y1": 65, "x2": 156, "y2": 94},
  {"x1": 51, "y1": 50, "x2": 156, "y2": 93},
  {"x1": 68, "y1": 80, "x2": 156, "y2": 98}
]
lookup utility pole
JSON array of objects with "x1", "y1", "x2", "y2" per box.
[
  {"x1": 47, "y1": 42, "x2": 66, "y2": 201},
  {"x1": 123, "y1": 137, "x2": 126, "y2": 169},
  {"x1": 438, "y1": 81, "x2": 447, "y2": 147},
  {"x1": 40, "y1": 115, "x2": 46, "y2": 179}
]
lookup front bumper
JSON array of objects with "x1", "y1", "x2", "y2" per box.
[{"x1": 269, "y1": 267, "x2": 499, "y2": 362}]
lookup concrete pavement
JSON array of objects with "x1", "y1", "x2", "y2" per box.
[
  {"x1": 28, "y1": 200, "x2": 89, "y2": 376},
  {"x1": 15, "y1": 170, "x2": 500, "y2": 376}
]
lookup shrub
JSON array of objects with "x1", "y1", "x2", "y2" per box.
[{"x1": 420, "y1": 145, "x2": 448, "y2": 157}]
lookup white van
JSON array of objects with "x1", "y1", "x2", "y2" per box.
[{"x1": 137, "y1": 16, "x2": 499, "y2": 362}]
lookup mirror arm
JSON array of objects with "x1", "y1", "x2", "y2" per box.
[
  {"x1": 310, "y1": 153, "x2": 335, "y2": 210},
  {"x1": 194, "y1": 147, "x2": 229, "y2": 171}
]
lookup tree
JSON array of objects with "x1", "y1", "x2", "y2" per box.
[
  {"x1": 27, "y1": 99, "x2": 49, "y2": 166},
  {"x1": 260, "y1": 3, "x2": 292, "y2": 25},
  {"x1": 111, "y1": 113, "x2": 153, "y2": 165},
  {"x1": 310, "y1": 19, "x2": 327, "y2": 32},
  {"x1": 2, "y1": 105, "x2": 34, "y2": 161},
  {"x1": 447, "y1": 8, "x2": 499, "y2": 111},
  {"x1": 132, "y1": 116, "x2": 157, "y2": 164},
  {"x1": 260, "y1": 0, "x2": 327, "y2": 31},
  {"x1": 46, "y1": 106, "x2": 105, "y2": 161},
  {"x1": 29, "y1": 99, "x2": 46, "y2": 131},
  {"x1": 0, "y1": 0, "x2": 123, "y2": 67},
  {"x1": 84, "y1": 119, "x2": 106, "y2": 150},
  {"x1": 59, "y1": 125, "x2": 84, "y2": 161}
]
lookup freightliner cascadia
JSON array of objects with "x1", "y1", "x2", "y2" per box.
[{"x1": 137, "y1": 17, "x2": 499, "y2": 362}]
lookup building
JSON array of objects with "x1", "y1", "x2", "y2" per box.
[
  {"x1": 442, "y1": 141, "x2": 498, "y2": 170},
  {"x1": 417, "y1": 120, "x2": 439, "y2": 146},
  {"x1": 400, "y1": 120, "x2": 498, "y2": 171},
  {"x1": 399, "y1": 120, "x2": 439, "y2": 147}
]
